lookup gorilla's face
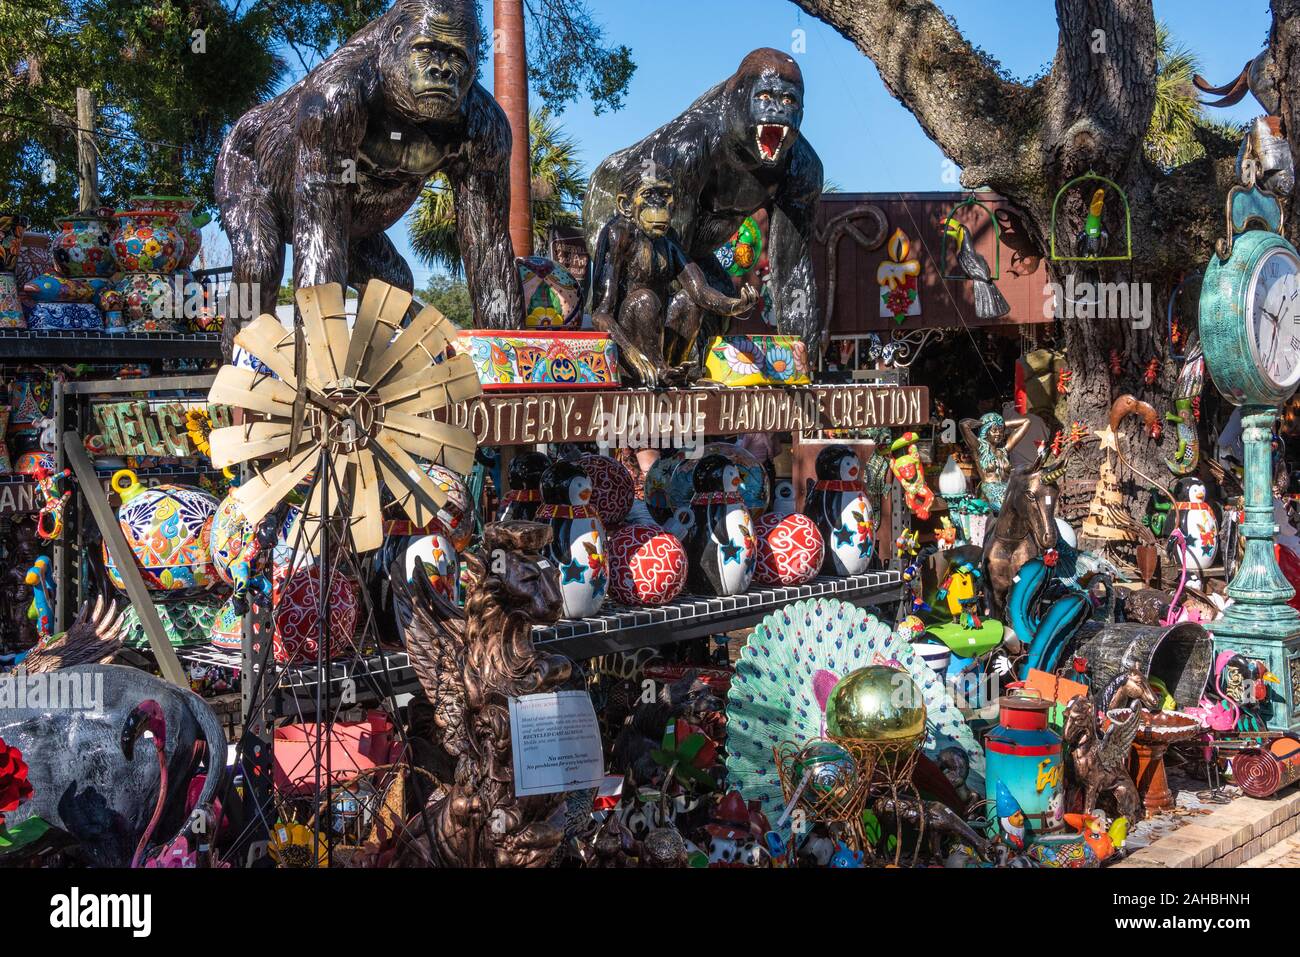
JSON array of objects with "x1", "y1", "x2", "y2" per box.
[
  {"x1": 384, "y1": 5, "x2": 478, "y2": 122},
  {"x1": 742, "y1": 69, "x2": 803, "y2": 166}
]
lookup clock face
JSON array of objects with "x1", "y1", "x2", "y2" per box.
[{"x1": 1246, "y1": 245, "x2": 1300, "y2": 392}]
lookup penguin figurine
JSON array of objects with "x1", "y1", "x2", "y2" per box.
[
  {"x1": 1170, "y1": 476, "x2": 1219, "y2": 589},
  {"x1": 805, "y1": 445, "x2": 874, "y2": 577},
  {"x1": 497, "y1": 450, "x2": 551, "y2": 522},
  {"x1": 771, "y1": 479, "x2": 797, "y2": 517},
  {"x1": 684, "y1": 453, "x2": 756, "y2": 597},
  {"x1": 538, "y1": 461, "x2": 607, "y2": 619}
]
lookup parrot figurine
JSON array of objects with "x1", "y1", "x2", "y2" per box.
[
  {"x1": 942, "y1": 218, "x2": 1010, "y2": 319},
  {"x1": 1076, "y1": 188, "x2": 1110, "y2": 259}
]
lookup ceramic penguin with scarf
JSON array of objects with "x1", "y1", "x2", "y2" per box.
[
  {"x1": 497, "y1": 450, "x2": 551, "y2": 522},
  {"x1": 539, "y1": 461, "x2": 607, "y2": 619},
  {"x1": 1170, "y1": 476, "x2": 1219, "y2": 589},
  {"x1": 805, "y1": 445, "x2": 874, "y2": 577},
  {"x1": 685, "y1": 453, "x2": 756, "y2": 596}
]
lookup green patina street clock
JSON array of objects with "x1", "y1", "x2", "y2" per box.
[{"x1": 1199, "y1": 167, "x2": 1300, "y2": 731}]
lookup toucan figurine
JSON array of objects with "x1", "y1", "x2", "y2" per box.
[
  {"x1": 943, "y1": 218, "x2": 1010, "y2": 319},
  {"x1": 1076, "y1": 188, "x2": 1109, "y2": 259}
]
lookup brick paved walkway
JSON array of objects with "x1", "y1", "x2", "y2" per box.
[{"x1": 1239, "y1": 831, "x2": 1300, "y2": 867}]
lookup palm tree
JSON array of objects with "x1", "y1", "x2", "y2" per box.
[
  {"x1": 1145, "y1": 22, "x2": 1241, "y2": 170},
  {"x1": 409, "y1": 107, "x2": 586, "y2": 273}
]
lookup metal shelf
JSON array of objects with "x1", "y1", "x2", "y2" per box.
[
  {"x1": 533, "y1": 570, "x2": 904, "y2": 659},
  {"x1": 0, "y1": 328, "x2": 221, "y2": 360}
]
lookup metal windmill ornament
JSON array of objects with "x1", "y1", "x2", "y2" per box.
[{"x1": 207, "y1": 280, "x2": 483, "y2": 554}]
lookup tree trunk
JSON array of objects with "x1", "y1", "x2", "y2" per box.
[
  {"x1": 792, "y1": 0, "x2": 1288, "y2": 512},
  {"x1": 494, "y1": 0, "x2": 533, "y2": 258}
]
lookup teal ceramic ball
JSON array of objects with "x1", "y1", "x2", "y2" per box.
[{"x1": 825, "y1": 665, "x2": 926, "y2": 743}]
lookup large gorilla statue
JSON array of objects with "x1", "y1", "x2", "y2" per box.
[
  {"x1": 584, "y1": 48, "x2": 824, "y2": 358},
  {"x1": 215, "y1": 0, "x2": 521, "y2": 345}
]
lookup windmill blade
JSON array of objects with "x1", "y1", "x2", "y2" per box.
[
  {"x1": 208, "y1": 422, "x2": 304, "y2": 469},
  {"x1": 345, "y1": 280, "x2": 410, "y2": 381},
  {"x1": 233, "y1": 447, "x2": 318, "y2": 525},
  {"x1": 362, "y1": 302, "x2": 455, "y2": 388},
  {"x1": 346, "y1": 451, "x2": 384, "y2": 553},
  {"x1": 209, "y1": 365, "x2": 299, "y2": 418},
  {"x1": 296, "y1": 283, "x2": 349, "y2": 387},
  {"x1": 382, "y1": 410, "x2": 478, "y2": 474},
  {"x1": 374, "y1": 432, "x2": 448, "y2": 527},
  {"x1": 376, "y1": 353, "x2": 482, "y2": 408},
  {"x1": 232, "y1": 314, "x2": 299, "y2": 386}
]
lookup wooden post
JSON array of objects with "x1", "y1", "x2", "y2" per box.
[
  {"x1": 75, "y1": 88, "x2": 99, "y2": 213},
  {"x1": 493, "y1": 0, "x2": 532, "y2": 257}
]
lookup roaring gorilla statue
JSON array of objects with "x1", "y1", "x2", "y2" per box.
[
  {"x1": 584, "y1": 48, "x2": 824, "y2": 362},
  {"x1": 215, "y1": 0, "x2": 520, "y2": 346}
]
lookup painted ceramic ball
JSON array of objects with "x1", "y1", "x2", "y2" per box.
[
  {"x1": 753, "y1": 512, "x2": 824, "y2": 586},
  {"x1": 579, "y1": 453, "x2": 636, "y2": 527},
  {"x1": 103, "y1": 470, "x2": 220, "y2": 598},
  {"x1": 271, "y1": 550, "x2": 359, "y2": 665},
  {"x1": 209, "y1": 491, "x2": 255, "y2": 587},
  {"x1": 668, "y1": 443, "x2": 770, "y2": 514},
  {"x1": 420, "y1": 463, "x2": 473, "y2": 551},
  {"x1": 13, "y1": 450, "x2": 54, "y2": 475},
  {"x1": 517, "y1": 256, "x2": 582, "y2": 328},
  {"x1": 825, "y1": 666, "x2": 927, "y2": 744},
  {"x1": 607, "y1": 524, "x2": 687, "y2": 606},
  {"x1": 644, "y1": 451, "x2": 686, "y2": 523},
  {"x1": 404, "y1": 530, "x2": 460, "y2": 604}
]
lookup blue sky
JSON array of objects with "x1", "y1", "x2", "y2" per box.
[{"x1": 205, "y1": 0, "x2": 1272, "y2": 289}]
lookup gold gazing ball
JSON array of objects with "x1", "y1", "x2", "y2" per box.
[{"x1": 824, "y1": 666, "x2": 926, "y2": 744}]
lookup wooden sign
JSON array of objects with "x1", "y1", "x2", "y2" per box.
[
  {"x1": 434, "y1": 384, "x2": 928, "y2": 447},
  {"x1": 0, "y1": 471, "x2": 208, "y2": 516},
  {"x1": 91, "y1": 402, "x2": 233, "y2": 456}
]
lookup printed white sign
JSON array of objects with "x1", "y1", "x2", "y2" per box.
[{"x1": 509, "y1": 690, "x2": 606, "y2": 797}]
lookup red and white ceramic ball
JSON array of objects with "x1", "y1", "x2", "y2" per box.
[
  {"x1": 753, "y1": 512, "x2": 824, "y2": 586},
  {"x1": 579, "y1": 453, "x2": 636, "y2": 527},
  {"x1": 608, "y1": 524, "x2": 687, "y2": 606}
]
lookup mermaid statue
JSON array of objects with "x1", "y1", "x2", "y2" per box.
[{"x1": 960, "y1": 412, "x2": 1030, "y2": 511}]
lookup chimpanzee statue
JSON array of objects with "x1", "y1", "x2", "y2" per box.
[
  {"x1": 591, "y1": 162, "x2": 758, "y2": 387},
  {"x1": 215, "y1": 0, "x2": 521, "y2": 351},
  {"x1": 584, "y1": 48, "x2": 824, "y2": 370}
]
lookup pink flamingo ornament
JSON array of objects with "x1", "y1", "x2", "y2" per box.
[{"x1": 120, "y1": 700, "x2": 168, "y2": 869}]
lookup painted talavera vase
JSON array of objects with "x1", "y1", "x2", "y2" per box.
[
  {"x1": 102, "y1": 469, "x2": 221, "y2": 599},
  {"x1": 112, "y1": 209, "x2": 183, "y2": 274},
  {"x1": 118, "y1": 272, "x2": 181, "y2": 330},
  {"x1": 125, "y1": 195, "x2": 209, "y2": 270},
  {"x1": 0, "y1": 272, "x2": 24, "y2": 329},
  {"x1": 455, "y1": 330, "x2": 620, "y2": 390},
  {"x1": 53, "y1": 213, "x2": 116, "y2": 278},
  {"x1": 0, "y1": 214, "x2": 26, "y2": 272},
  {"x1": 704, "y1": 335, "x2": 811, "y2": 387}
]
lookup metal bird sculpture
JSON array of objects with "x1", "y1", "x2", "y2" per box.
[{"x1": 943, "y1": 218, "x2": 1010, "y2": 319}]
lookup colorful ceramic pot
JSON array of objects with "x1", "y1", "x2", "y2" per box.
[
  {"x1": 7, "y1": 369, "x2": 49, "y2": 437},
  {"x1": 517, "y1": 256, "x2": 582, "y2": 328},
  {"x1": 118, "y1": 272, "x2": 181, "y2": 330},
  {"x1": 578, "y1": 453, "x2": 636, "y2": 527},
  {"x1": 705, "y1": 335, "x2": 811, "y2": 387},
  {"x1": 607, "y1": 523, "x2": 687, "y2": 606},
  {"x1": 26, "y1": 301, "x2": 101, "y2": 331},
  {"x1": 984, "y1": 695, "x2": 1064, "y2": 835},
  {"x1": 752, "y1": 512, "x2": 824, "y2": 586},
  {"x1": 668, "y1": 442, "x2": 771, "y2": 514},
  {"x1": 455, "y1": 330, "x2": 620, "y2": 390},
  {"x1": 125, "y1": 195, "x2": 209, "y2": 269},
  {"x1": 112, "y1": 209, "x2": 183, "y2": 274},
  {"x1": 0, "y1": 215, "x2": 26, "y2": 272},
  {"x1": 22, "y1": 273, "x2": 110, "y2": 303},
  {"x1": 15, "y1": 232, "x2": 55, "y2": 291},
  {"x1": 102, "y1": 469, "x2": 220, "y2": 599},
  {"x1": 420, "y1": 462, "x2": 473, "y2": 552},
  {"x1": 0, "y1": 272, "x2": 24, "y2": 328},
  {"x1": 52, "y1": 214, "x2": 115, "y2": 278},
  {"x1": 13, "y1": 450, "x2": 54, "y2": 475}
]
